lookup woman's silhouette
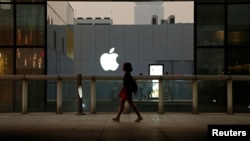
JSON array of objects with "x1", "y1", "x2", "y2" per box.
[{"x1": 112, "y1": 62, "x2": 143, "y2": 122}]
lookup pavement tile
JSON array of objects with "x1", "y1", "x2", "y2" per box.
[{"x1": 0, "y1": 112, "x2": 250, "y2": 141}]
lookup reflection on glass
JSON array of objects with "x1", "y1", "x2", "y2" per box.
[
  {"x1": 0, "y1": 4, "x2": 14, "y2": 46},
  {"x1": 196, "y1": 48, "x2": 224, "y2": 75},
  {"x1": 16, "y1": 4, "x2": 45, "y2": 46},
  {"x1": 163, "y1": 80, "x2": 192, "y2": 101},
  {"x1": 0, "y1": 48, "x2": 13, "y2": 75},
  {"x1": 16, "y1": 48, "x2": 44, "y2": 74},
  {"x1": 96, "y1": 80, "x2": 123, "y2": 102},
  {"x1": 227, "y1": 48, "x2": 250, "y2": 75},
  {"x1": 136, "y1": 80, "x2": 153, "y2": 101},
  {"x1": 198, "y1": 80, "x2": 227, "y2": 113},
  {"x1": 214, "y1": 30, "x2": 224, "y2": 42},
  {"x1": 228, "y1": 32, "x2": 245, "y2": 45},
  {"x1": 228, "y1": 4, "x2": 250, "y2": 46},
  {"x1": 196, "y1": 5, "x2": 225, "y2": 46}
]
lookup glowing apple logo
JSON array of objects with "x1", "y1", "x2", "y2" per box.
[{"x1": 100, "y1": 47, "x2": 119, "y2": 71}]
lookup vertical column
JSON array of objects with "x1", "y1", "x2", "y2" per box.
[
  {"x1": 227, "y1": 79, "x2": 233, "y2": 115},
  {"x1": 158, "y1": 78, "x2": 164, "y2": 114},
  {"x1": 90, "y1": 77, "x2": 96, "y2": 114},
  {"x1": 56, "y1": 77, "x2": 62, "y2": 114},
  {"x1": 22, "y1": 77, "x2": 28, "y2": 114},
  {"x1": 192, "y1": 79, "x2": 198, "y2": 114}
]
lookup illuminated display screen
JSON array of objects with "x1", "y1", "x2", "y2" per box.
[
  {"x1": 149, "y1": 64, "x2": 164, "y2": 98},
  {"x1": 149, "y1": 64, "x2": 164, "y2": 76}
]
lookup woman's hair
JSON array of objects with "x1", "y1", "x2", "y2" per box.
[{"x1": 122, "y1": 62, "x2": 133, "y2": 72}]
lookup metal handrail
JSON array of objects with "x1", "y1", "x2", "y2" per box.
[
  {"x1": 1, "y1": 74, "x2": 249, "y2": 80},
  {"x1": 0, "y1": 74, "x2": 249, "y2": 115}
]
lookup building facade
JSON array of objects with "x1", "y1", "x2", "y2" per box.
[
  {"x1": 0, "y1": 0, "x2": 74, "y2": 112},
  {"x1": 74, "y1": 24, "x2": 193, "y2": 76},
  {"x1": 0, "y1": 0, "x2": 47, "y2": 112},
  {"x1": 195, "y1": 0, "x2": 250, "y2": 113}
]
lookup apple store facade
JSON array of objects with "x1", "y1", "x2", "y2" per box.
[
  {"x1": 1, "y1": 0, "x2": 250, "y2": 113},
  {"x1": 71, "y1": 23, "x2": 194, "y2": 112},
  {"x1": 73, "y1": 24, "x2": 193, "y2": 76}
]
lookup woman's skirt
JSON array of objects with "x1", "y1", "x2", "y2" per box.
[{"x1": 119, "y1": 86, "x2": 132, "y2": 101}]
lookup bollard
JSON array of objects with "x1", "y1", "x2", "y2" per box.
[{"x1": 76, "y1": 74, "x2": 85, "y2": 115}]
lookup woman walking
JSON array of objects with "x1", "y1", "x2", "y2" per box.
[{"x1": 112, "y1": 62, "x2": 143, "y2": 122}]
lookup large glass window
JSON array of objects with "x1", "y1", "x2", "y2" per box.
[
  {"x1": 0, "y1": 4, "x2": 14, "y2": 46},
  {"x1": 196, "y1": 5, "x2": 225, "y2": 46},
  {"x1": 228, "y1": 4, "x2": 250, "y2": 46},
  {"x1": 198, "y1": 80, "x2": 227, "y2": 113},
  {"x1": 233, "y1": 80, "x2": 250, "y2": 113},
  {"x1": 196, "y1": 48, "x2": 224, "y2": 75},
  {"x1": 16, "y1": 4, "x2": 45, "y2": 46},
  {"x1": 16, "y1": 48, "x2": 45, "y2": 74},
  {"x1": 0, "y1": 48, "x2": 13, "y2": 75},
  {"x1": 229, "y1": 48, "x2": 250, "y2": 112},
  {"x1": 227, "y1": 48, "x2": 250, "y2": 75}
]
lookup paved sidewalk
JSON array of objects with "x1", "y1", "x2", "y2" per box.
[{"x1": 0, "y1": 112, "x2": 250, "y2": 141}]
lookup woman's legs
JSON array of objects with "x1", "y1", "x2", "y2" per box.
[
  {"x1": 113, "y1": 98, "x2": 143, "y2": 122},
  {"x1": 127, "y1": 99, "x2": 143, "y2": 122},
  {"x1": 113, "y1": 98, "x2": 126, "y2": 122}
]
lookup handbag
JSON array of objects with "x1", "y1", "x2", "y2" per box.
[{"x1": 131, "y1": 79, "x2": 138, "y2": 94}]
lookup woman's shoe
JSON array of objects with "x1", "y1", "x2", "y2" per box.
[
  {"x1": 112, "y1": 117, "x2": 120, "y2": 122},
  {"x1": 135, "y1": 117, "x2": 143, "y2": 122}
]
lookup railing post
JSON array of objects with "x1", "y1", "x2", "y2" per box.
[
  {"x1": 76, "y1": 74, "x2": 85, "y2": 115},
  {"x1": 124, "y1": 101, "x2": 130, "y2": 114},
  {"x1": 90, "y1": 76, "x2": 96, "y2": 114},
  {"x1": 22, "y1": 77, "x2": 28, "y2": 114},
  {"x1": 56, "y1": 77, "x2": 62, "y2": 114},
  {"x1": 158, "y1": 77, "x2": 164, "y2": 114},
  {"x1": 192, "y1": 79, "x2": 198, "y2": 114},
  {"x1": 227, "y1": 79, "x2": 233, "y2": 115}
]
